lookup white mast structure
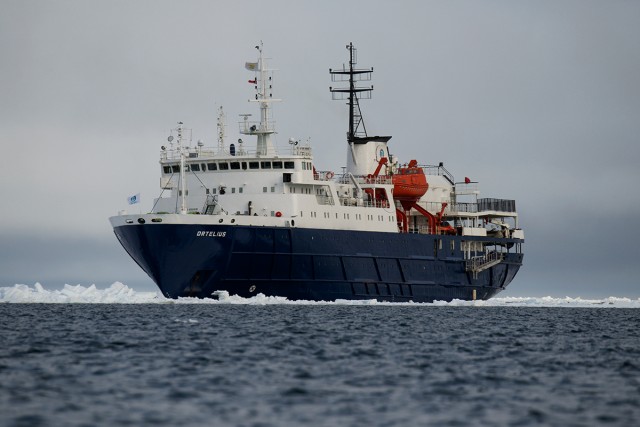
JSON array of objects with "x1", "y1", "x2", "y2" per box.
[
  {"x1": 217, "y1": 106, "x2": 226, "y2": 155},
  {"x1": 242, "y1": 42, "x2": 280, "y2": 156},
  {"x1": 177, "y1": 121, "x2": 187, "y2": 214}
]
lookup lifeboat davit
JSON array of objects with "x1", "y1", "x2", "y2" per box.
[{"x1": 392, "y1": 160, "x2": 428, "y2": 210}]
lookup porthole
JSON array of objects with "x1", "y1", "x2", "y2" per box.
[
  {"x1": 219, "y1": 219, "x2": 223, "y2": 223},
  {"x1": 137, "y1": 218, "x2": 145, "y2": 224}
]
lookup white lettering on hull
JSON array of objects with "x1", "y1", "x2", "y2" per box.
[{"x1": 196, "y1": 231, "x2": 227, "y2": 237}]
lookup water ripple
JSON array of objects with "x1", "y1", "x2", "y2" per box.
[{"x1": 0, "y1": 304, "x2": 639, "y2": 426}]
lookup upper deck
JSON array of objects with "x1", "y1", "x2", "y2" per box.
[{"x1": 160, "y1": 142, "x2": 313, "y2": 163}]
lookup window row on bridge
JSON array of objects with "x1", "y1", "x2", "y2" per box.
[{"x1": 163, "y1": 160, "x2": 296, "y2": 174}]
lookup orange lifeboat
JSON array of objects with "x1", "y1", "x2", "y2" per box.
[{"x1": 392, "y1": 160, "x2": 428, "y2": 210}]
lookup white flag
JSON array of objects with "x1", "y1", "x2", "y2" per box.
[
  {"x1": 245, "y1": 62, "x2": 258, "y2": 71},
  {"x1": 127, "y1": 193, "x2": 140, "y2": 205}
]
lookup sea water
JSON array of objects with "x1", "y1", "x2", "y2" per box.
[{"x1": 1, "y1": 284, "x2": 639, "y2": 427}]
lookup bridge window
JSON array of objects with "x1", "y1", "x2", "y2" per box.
[
  {"x1": 191, "y1": 164, "x2": 200, "y2": 171},
  {"x1": 273, "y1": 161, "x2": 283, "y2": 169},
  {"x1": 249, "y1": 161, "x2": 259, "y2": 169},
  {"x1": 207, "y1": 163, "x2": 217, "y2": 171},
  {"x1": 163, "y1": 166, "x2": 171, "y2": 174},
  {"x1": 284, "y1": 161, "x2": 295, "y2": 169},
  {"x1": 218, "y1": 163, "x2": 229, "y2": 170},
  {"x1": 171, "y1": 165, "x2": 180, "y2": 173},
  {"x1": 261, "y1": 161, "x2": 271, "y2": 169},
  {"x1": 230, "y1": 162, "x2": 240, "y2": 170}
]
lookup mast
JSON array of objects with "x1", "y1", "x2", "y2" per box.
[
  {"x1": 177, "y1": 121, "x2": 187, "y2": 214},
  {"x1": 330, "y1": 43, "x2": 390, "y2": 145},
  {"x1": 241, "y1": 42, "x2": 280, "y2": 156},
  {"x1": 216, "y1": 106, "x2": 226, "y2": 155},
  {"x1": 330, "y1": 43, "x2": 392, "y2": 175}
]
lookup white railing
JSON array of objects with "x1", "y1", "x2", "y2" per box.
[
  {"x1": 238, "y1": 120, "x2": 275, "y2": 135},
  {"x1": 337, "y1": 174, "x2": 393, "y2": 185},
  {"x1": 159, "y1": 143, "x2": 313, "y2": 161},
  {"x1": 408, "y1": 226, "x2": 430, "y2": 234},
  {"x1": 314, "y1": 171, "x2": 335, "y2": 181},
  {"x1": 453, "y1": 182, "x2": 478, "y2": 195},
  {"x1": 292, "y1": 145, "x2": 313, "y2": 158},
  {"x1": 465, "y1": 252, "x2": 504, "y2": 278},
  {"x1": 338, "y1": 198, "x2": 390, "y2": 208},
  {"x1": 412, "y1": 201, "x2": 480, "y2": 215},
  {"x1": 315, "y1": 194, "x2": 335, "y2": 205}
]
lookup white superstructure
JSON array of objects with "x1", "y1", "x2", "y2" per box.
[
  {"x1": 151, "y1": 44, "x2": 397, "y2": 232},
  {"x1": 141, "y1": 44, "x2": 520, "y2": 239}
]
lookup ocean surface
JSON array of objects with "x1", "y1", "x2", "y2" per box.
[{"x1": 1, "y1": 284, "x2": 639, "y2": 427}]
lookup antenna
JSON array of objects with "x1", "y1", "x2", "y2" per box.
[
  {"x1": 177, "y1": 121, "x2": 187, "y2": 214},
  {"x1": 217, "y1": 106, "x2": 226, "y2": 154},
  {"x1": 240, "y1": 43, "x2": 280, "y2": 156},
  {"x1": 329, "y1": 42, "x2": 391, "y2": 145}
]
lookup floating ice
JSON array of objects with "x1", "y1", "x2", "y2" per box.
[
  {"x1": 1, "y1": 283, "x2": 639, "y2": 307},
  {"x1": 0, "y1": 282, "x2": 161, "y2": 304}
]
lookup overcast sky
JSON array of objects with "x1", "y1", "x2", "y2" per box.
[{"x1": 1, "y1": 0, "x2": 639, "y2": 298}]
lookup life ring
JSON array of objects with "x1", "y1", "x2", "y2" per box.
[
  {"x1": 325, "y1": 171, "x2": 335, "y2": 180},
  {"x1": 275, "y1": 211, "x2": 282, "y2": 217}
]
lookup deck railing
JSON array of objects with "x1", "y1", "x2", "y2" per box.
[
  {"x1": 466, "y1": 251, "x2": 504, "y2": 278},
  {"x1": 421, "y1": 164, "x2": 454, "y2": 184},
  {"x1": 411, "y1": 200, "x2": 516, "y2": 215},
  {"x1": 336, "y1": 174, "x2": 393, "y2": 185},
  {"x1": 315, "y1": 194, "x2": 335, "y2": 206},
  {"x1": 160, "y1": 143, "x2": 313, "y2": 161},
  {"x1": 478, "y1": 198, "x2": 516, "y2": 213}
]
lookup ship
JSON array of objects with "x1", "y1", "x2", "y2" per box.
[{"x1": 109, "y1": 43, "x2": 524, "y2": 302}]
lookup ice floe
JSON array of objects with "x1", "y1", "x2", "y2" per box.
[{"x1": 1, "y1": 283, "x2": 639, "y2": 307}]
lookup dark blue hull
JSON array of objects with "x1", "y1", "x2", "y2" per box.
[{"x1": 113, "y1": 224, "x2": 523, "y2": 302}]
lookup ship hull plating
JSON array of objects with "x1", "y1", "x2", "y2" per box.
[{"x1": 114, "y1": 224, "x2": 523, "y2": 302}]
